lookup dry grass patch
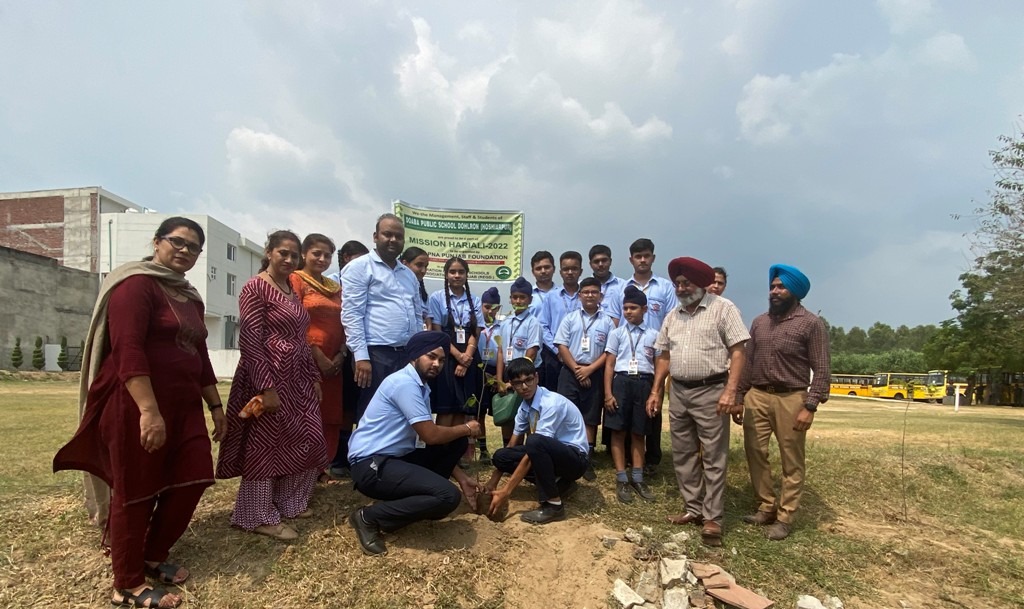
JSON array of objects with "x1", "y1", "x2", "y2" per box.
[{"x1": 2, "y1": 383, "x2": 1024, "y2": 607}]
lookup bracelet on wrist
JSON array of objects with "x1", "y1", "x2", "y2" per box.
[{"x1": 207, "y1": 403, "x2": 223, "y2": 412}]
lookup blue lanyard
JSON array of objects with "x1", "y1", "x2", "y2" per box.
[{"x1": 628, "y1": 326, "x2": 644, "y2": 359}]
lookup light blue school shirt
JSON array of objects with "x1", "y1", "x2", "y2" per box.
[
  {"x1": 479, "y1": 320, "x2": 502, "y2": 367},
  {"x1": 527, "y1": 286, "x2": 551, "y2": 316},
  {"x1": 340, "y1": 249, "x2": 425, "y2": 361},
  {"x1": 605, "y1": 322, "x2": 660, "y2": 375},
  {"x1": 512, "y1": 386, "x2": 589, "y2": 456},
  {"x1": 553, "y1": 308, "x2": 614, "y2": 365},
  {"x1": 427, "y1": 289, "x2": 485, "y2": 330},
  {"x1": 597, "y1": 275, "x2": 625, "y2": 317},
  {"x1": 348, "y1": 363, "x2": 433, "y2": 463},
  {"x1": 538, "y1": 287, "x2": 581, "y2": 352},
  {"x1": 500, "y1": 309, "x2": 543, "y2": 368},
  {"x1": 606, "y1": 274, "x2": 677, "y2": 332}
]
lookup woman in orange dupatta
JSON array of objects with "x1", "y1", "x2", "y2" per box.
[{"x1": 290, "y1": 234, "x2": 346, "y2": 481}]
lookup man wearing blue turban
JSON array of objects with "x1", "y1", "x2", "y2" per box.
[{"x1": 736, "y1": 264, "x2": 830, "y2": 541}]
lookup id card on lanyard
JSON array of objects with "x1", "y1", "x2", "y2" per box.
[
  {"x1": 507, "y1": 317, "x2": 524, "y2": 361},
  {"x1": 627, "y1": 326, "x2": 643, "y2": 375},
  {"x1": 579, "y1": 310, "x2": 599, "y2": 354}
]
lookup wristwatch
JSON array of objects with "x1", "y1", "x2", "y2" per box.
[{"x1": 803, "y1": 402, "x2": 818, "y2": 413}]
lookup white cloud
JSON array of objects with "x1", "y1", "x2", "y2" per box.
[
  {"x1": 532, "y1": 0, "x2": 680, "y2": 79},
  {"x1": 736, "y1": 54, "x2": 866, "y2": 146},
  {"x1": 877, "y1": 0, "x2": 934, "y2": 34},
  {"x1": 914, "y1": 32, "x2": 974, "y2": 70},
  {"x1": 225, "y1": 126, "x2": 350, "y2": 207},
  {"x1": 395, "y1": 17, "x2": 508, "y2": 131}
]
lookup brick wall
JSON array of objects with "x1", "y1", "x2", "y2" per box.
[{"x1": 0, "y1": 196, "x2": 66, "y2": 262}]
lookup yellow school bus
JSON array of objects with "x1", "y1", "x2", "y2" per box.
[
  {"x1": 871, "y1": 372, "x2": 944, "y2": 401},
  {"x1": 829, "y1": 374, "x2": 875, "y2": 397}
]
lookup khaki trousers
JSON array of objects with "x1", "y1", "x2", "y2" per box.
[
  {"x1": 668, "y1": 381, "x2": 729, "y2": 525},
  {"x1": 743, "y1": 388, "x2": 807, "y2": 524}
]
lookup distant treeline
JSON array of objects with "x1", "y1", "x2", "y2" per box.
[{"x1": 821, "y1": 319, "x2": 938, "y2": 375}]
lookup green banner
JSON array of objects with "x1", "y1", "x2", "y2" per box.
[{"x1": 393, "y1": 200, "x2": 524, "y2": 282}]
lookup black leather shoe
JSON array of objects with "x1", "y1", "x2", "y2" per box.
[
  {"x1": 616, "y1": 481, "x2": 634, "y2": 504},
  {"x1": 520, "y1": 503, "x2": 566, "y2": 524},
  {"x1": 582, "y1": 462, "x2": 597, "y2": 482},
  {"x1": 642, "y1": 463, "x2": 657, "y2": 477},
  {"x1": 631, "y1": 480, "x2": 656, "y2": 502},
  {"x1": 349, "y1": 509, "x2": 387, "y2": 555}
]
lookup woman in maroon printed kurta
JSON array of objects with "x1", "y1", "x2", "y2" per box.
[
  {"x1": 215, "y1": 230, "x2": 326, "y2": 540},
  {"x1": 54, "y1": 217, "x2": 225, "y2": 609}
]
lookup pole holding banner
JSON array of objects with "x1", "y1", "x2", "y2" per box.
[{"x1": 393, "y1": 200, "x2": 525, "y2": 282}]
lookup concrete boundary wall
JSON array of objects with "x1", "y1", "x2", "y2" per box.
[{"x1": 0, "y1": 246, "x2": 98, "y2": 369}]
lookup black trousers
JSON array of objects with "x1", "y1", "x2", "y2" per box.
[
  {"x1": 556, "y1": 367, "x2": 604, "y2": 427},
  {"x1": 539, "y1": 346, "x2": 562, "y2": 391},
  {"x1": 351, "y1": 438, "x2": 467, "y2": 532},
  {"x1": 332, "y1": 356, "x2": 362, "y2": 468},
  {"x1": 492, "y1": 435, "x2": 588, "y2": 502},
  {"x1": 356, "y1": 345, "x2": 407, "y2": 421}
]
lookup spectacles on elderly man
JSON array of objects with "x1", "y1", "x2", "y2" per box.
[{"x1": 161, "y1": 235, "x2": 203, "y2": 256}]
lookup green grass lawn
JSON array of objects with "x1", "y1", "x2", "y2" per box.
[{"x1": 1, "y1": 377, "x2": 1022, "y2": 608}]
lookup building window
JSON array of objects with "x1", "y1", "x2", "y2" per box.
[
  {"x1": 224, "y1": 315, "x2": 238, "y2": 349},
  {"x1": 227, "y1": 273, "x2": 236, "y2": 296},
  {"x1": 226, "y1": 244, "x2": 237, "y2": 261},
  {"x1": 209, "y1": 266, "x2": 217, "y2": 281}
]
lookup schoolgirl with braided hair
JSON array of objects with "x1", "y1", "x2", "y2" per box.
[{"x1": 427, "y1": 257, "x2": 484, "y2": 434}]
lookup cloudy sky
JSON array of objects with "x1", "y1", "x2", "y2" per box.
[{"x1": 2, "y1": 1, "x2": 1022, "y2": 329}]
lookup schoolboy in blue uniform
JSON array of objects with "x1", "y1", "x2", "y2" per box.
[
  {"x1": 347, "y1": 331, "x2": 481, "y2": 555},
  {"x1": 485, "y1": 357, "x2": 590, "y2": 524},
  {"x1": 495, "y1": 277, "x2": 543, "y2": 383},
  {"x1": 606, "y1": 238, "x2": 677, "y2": 472},
  {"x1": 538, "y1": 251, "x2": 584, "y2": 391},
  {"x1": 527, "y1": 250, "x2": 556, "y2": 316},
  {"x1": 603, "y1": 285, "x2": 660, "y2": 503},
  {"x1": 476, "y1": 287, "x2": 503, "y2": 459},
  {"x1": 607, "y1": 238, "x2": 676, "y2": 330},
  {"x1": 554, "y1": 276, "x2": 613, "y2": 481},
  {"x1": 588, "y1": 244, "x2": 625, "y2": 317}
]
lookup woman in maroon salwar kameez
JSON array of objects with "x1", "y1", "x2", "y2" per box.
[
  {"x1": 215, "y1": 230, "x2": 326, "y2": 541},
  {"x1": 54, "y1": 217, "x2": 226, "y2": 609}
]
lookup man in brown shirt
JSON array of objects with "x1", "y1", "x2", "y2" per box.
[
  {"x1": 737, "y1": 264, "x2": 830, "y2": 541},
  {"x1": 646, "y1": 257, "x2": 749, "y2": 547}
]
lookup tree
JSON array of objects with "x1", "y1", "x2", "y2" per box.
[
  {"x1": 57, "y1": 336, "x2": 69, "y2": 371},
  {"x1": 927, "y1": 125, "x2": 1024, "y2": 373},
  {"x1": 867, "y1": 322, "x2": 896, "y2": 352},
  {"x1": 845, "y1": 327, "x2": 868, "y2": 353},
  {"x1": 31, "y1": 337, "x2": 44, "y2": 370},
  {"x1": 10, "y1": 338, "x2": 23, "y2": 369}
]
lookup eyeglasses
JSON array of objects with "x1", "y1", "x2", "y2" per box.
[
  {"x1": 161, "y1": 235, "x2": 203, "y2": 255},
  {"x1": 508, "y1": 376, "x2": 537, "y2": 388}
]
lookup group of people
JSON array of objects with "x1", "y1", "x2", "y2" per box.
[{"x1": 53, "y1": 212, "x2": 829, "y2": 607}]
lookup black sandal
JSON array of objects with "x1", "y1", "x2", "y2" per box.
[
  {"x1": 111, "y1": 587, "x2": 181, "y2": 608},
  {"x1": 143, "y1": 562, "x2": 189, "y2": 585}
]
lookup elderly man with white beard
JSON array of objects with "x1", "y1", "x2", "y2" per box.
[{"x1": 646, "y1": 257, "x2": 749, "y2": 547}]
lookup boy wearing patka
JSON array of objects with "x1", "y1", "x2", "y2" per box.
[{"x1": 603, "y1": 285, "x2": 660, "y2": 503}]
